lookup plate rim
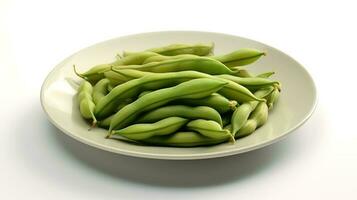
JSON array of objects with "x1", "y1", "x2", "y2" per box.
[{"x1": 40, "y1": 30, "x2": 318, "y2": 160}]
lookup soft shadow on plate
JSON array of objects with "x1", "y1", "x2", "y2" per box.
[{"x1": 16, "y1": 102, "x2": 325, "y2": 189}]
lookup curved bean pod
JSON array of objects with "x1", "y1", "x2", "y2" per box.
[
  {"x1": 230, "y1": 87, "x2": 274, "y2": 136},
  {"x1": 77, "y1": 81, "x2": 97, "y2": 125},
  {"x1": 138, "y1": 91, "x2": 237, "y2": 114},
  {"x1": 216, "y1": 74, "x2": 280, "y2": 91},
  {"x1": 257, "y1": 71, "x2": 275, "y2": 78},
  {"x1": 109, "y1": 117, "x2": 188, "y2": 140},
  {"x1": 73, "y1": 51, "x2": 158, "y2": 84},
  {"x1": 209, "y1": 48, "x2": 265, "y2": 67},
  {"x1": 186, "y1": 119, "x2": 235, "y2": 142},
  {"x1": 124, "y1": 43, "x2": 214, "y2": 56},
  {"x1": 143, "y1": 54, "x2": 198, "y2": 64},
  {"x1": 236, "y1": 102, "x2": 269, "y2": 138},
  {"x1": 112, "y1": 69, "x2": 264, "y2": 103},
  {"x1": 142, "y1": 131, "x2": 230, "y2": 147},
  {"x1": 103, "y1": 71, "x2": 132, "y2": 86},
  {"x1": 92, "y1": 79, "x2": 110, "y2": 104},
  {"x1": 266, "y1": 88, "x2": 280, "y2": 109},
  {"x1": 233, "y1": 69, "x2": 254, "y2": 77},
  {"x1": 108, "y1": 78, "x2": 227, "y2": 133},
  {"x1": 114, "y1": 57, "x2": 236, "y2": 75},
  {"x1": 137, "y1": 105, "x2": 223, "y2": 126},
  {"x1": 172, "y1": 93, "x2": 237, "y2": 114}
]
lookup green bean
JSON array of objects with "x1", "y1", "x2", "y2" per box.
[
  {"x1": 103, "y1": 70, "x2": 132, "y2": 86},
  {"x1": 266, "y1": 88, "x2": 280, "y2": 109},
  {"x1": 230, "y1": 87, "x2": 274, "y2": 136},
  {"x1": 143, "y1": 54, "x2": 198, "y2": 64},
  {"x1": 173, "y1": 93, "x2": 237, "y2": 114},
  {"x1": 112, "y1": 69, "x2": 264, "y2": 103},
  {"x1": 236, "y1": 102, "x2": 268, "y2": 138},
  {"x1": 217, "y1": 78, "x2": 265, "y2": 103},
  {"x1": 142, "y1": 131, "x2": 230, "y2": 147},
  {"x1": 186, "y1": 119, "x2": 234, "y2": 142},
  {"x1": 137, "y1": 105, "x2": 223, "y2": 126},
  {"x1": 108, "y1": 78, "x2": 227, "y2": 133},
  {"x1": 92, "y1": 79, "x2": 110, "y2": 104},
  {"x1": 124, "y1": 43, "x2": 214, "y2": 56},
  {"x1": 209, "y1": 48, "x2": 265, "y2": 67},
  {"x1": 73, "y1": 51, "x2": 158, "y2": 84},
  {"x1": 109, "y1": 117, "x2": 188, "y2": 140},
  {"x1": 216, "y1": 74, "x2": 280, "y2": 91},
  {"x1": 234, "y1": 69, "x2": 254, "y2": 77},
  {"x1": 113, "y1": 57, "x2": 236, "y2": 75},
  {"x1": 142, "y1": 48, "x2": 265, "y2": 68},
  {"x1": 257, "y1": 71, "x2": 275, "y2": 78},
  {"x1": 139, "y1": 91, "x2": 236, "y2": 114},
  {"x1": 77, "y1": 81, "x2": 97, "y2": 125},
  {"x1": 108, "y1": 69, "x2": 151, "y2": 86}
]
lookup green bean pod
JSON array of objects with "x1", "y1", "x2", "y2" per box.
[
  {"x1": 139, "y1": 91, "x2": 237, "y2": 114},
  {"x1": 77, "y1": 81, "x2": 97, "y2": 125},
  {"x1": 209, "y1": 48, "x2": 265, "y2": 67},
  {"x1": 106, "y1": 69, "x2": 151, "y2": 87},
  {"x1": 236, "y1": 102, "x2": 269, "y2": 138},
  {"x1": 114, "y1": 57, "x2": 236, "y2": 75},
  {"x1": 234, "y1": 69, "x2": 254, "y2": 77},
  {"x1": 186, "y1": 119, "x2": 235, "y2": 142},
  {"x1": 143, "y1": 54, "x2": 198, "y2": 64},
  {"x1": 216, "y1": 74, "x2": 280, "y2": 91},
  {"x1": 142, "y1": 131, "x2": 230, "y2": 147},
  {"x1": 230, "y1": 87, "x2": 274, "y2": 136},
  {"x1": 124, "y1": 43, "x2": 214, "y2": 56},
  {"x1": 112, "y1": 69, "x2": 264, "y2": 103},
  {"x1": 103, "y1": 70, "x2": 132, "y2": 86},
  {"x1": 257, "y1": 71, "x2": 275, "y2": 78},
  {"x1": 217, "y1": 78, "x2": 265, "y2": 103},
  {"x1": 92, "y1": 79, "x2": 110, "y2": 104},
  {"x1": 109, "y1": 117, "x2": 188, "y2": 140},
  {"x1": 137, "y1": 105, "x2": 223, "y2": 126},
  {"x1": 73, "y1": 51, "x2": 158, "y2": 84},
  {"x1": 266, "y1": 88, "x2": 280, "y2": 109},
  {"x1": 172, "y1": 93, "x2": 237, "y2": 114},
  {"x1": 108, "y1": 78, "x2": 227, "y2": 133}
]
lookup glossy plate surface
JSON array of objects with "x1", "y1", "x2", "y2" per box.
[{"x1": 41, "y1": 31, "x2": 317, "y2": 160}]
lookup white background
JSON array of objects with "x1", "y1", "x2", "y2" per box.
[{"x1": 1, "y1": 0, "x2": 356, "y2": 199}]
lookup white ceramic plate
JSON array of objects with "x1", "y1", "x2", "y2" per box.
[{"x1": 40, "y1": 31, "x2": 317, "y2": 160}]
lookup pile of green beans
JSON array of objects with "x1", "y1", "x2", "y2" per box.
[{"x1": 74, "y1": 42, "x2": 281, "y2": 147}]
